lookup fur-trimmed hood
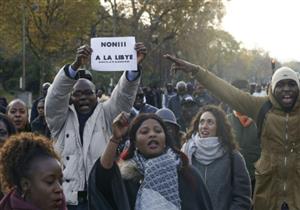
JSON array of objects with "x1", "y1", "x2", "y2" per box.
[{"x1": 118, "y1": 160, "x2": 143, "y2": 183}]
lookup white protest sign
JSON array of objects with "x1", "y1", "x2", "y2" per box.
[{"x1": 91, "y1": 37, "x2": 137, "y2": 71}]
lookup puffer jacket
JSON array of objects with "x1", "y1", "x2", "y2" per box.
[
  {"x1": 45, "y1": 65, "x2": 140, "y2": 205},
  {"x1": 193, "y1": 67, "x2": 300, "y2": 210}
]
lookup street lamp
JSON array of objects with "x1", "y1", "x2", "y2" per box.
[
  {"x1": 22, "y1": 1, "x2": 26, "y2": 90},
  {"x1": 21, "y1": 2, "x2": 39, "y2": 90},
  {"x1": 271, "y1": 59, "x2": 276, "y2": 74}
]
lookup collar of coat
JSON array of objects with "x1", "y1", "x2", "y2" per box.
[{"x1": 119, "y1": 160, "x2": 143, "y2": 183}]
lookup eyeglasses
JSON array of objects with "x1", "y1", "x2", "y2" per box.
[{"x1": 72, "y1": 90, "x2": 95, "y2": 97}]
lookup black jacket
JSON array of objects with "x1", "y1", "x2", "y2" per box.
[
  {"x1": 88, "y1": 158, "x2": 213, "y2": 210},
  {"x1": 31, "y1": 116, "x2": 51, "y2": 138}
]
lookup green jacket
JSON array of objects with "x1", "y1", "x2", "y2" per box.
[
  {"x1": 194, "y1": 67, "x2": 300, "y2": 210},
  {"x1": 227, "y1": 113, "x2": 260, "y2": 180}
]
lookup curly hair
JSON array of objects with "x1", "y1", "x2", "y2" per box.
[
  {"x1": 0, "y1": 113, "x2": 16, "y2": 137},
  {"x1": 0, "y1": 132, "x2": 59, "y2": 192},
  {"x1": 186, "y1": 105, "x2": 239, "y2": 152},
  {"x1": 122, "y1": 113, "x2": 188, "y2": 166}
]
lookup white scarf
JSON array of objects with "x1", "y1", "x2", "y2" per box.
[{"x1": 183, "y1": 134, "x2": 225, "y2": 165}]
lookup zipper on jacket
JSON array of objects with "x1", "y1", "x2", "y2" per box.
[{"x1": 283, "y1": 113, "x2": 289, "y2": 193}]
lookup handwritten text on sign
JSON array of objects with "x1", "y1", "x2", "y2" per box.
[{"x1": 91, "y1": 37, "x2": 137, "y2": 71}]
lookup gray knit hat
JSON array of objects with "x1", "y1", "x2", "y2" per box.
[
  {"x1": 155, "y1": 108, "x2": 180, "y2": 129},
  {"x1": 271, "y1": 67, "x2": 300, "y2": 93}
]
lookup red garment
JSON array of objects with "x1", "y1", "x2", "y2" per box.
[
  {"x1": 233, "y1": 111, "x2": 253, "y2": 128},
  {"x1": 0, "y1": 189, "x2": 67, "y2": 210}
]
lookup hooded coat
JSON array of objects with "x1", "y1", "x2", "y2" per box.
[{"x1": 192, "y1": 67, "x2": 300, "y2": 210}]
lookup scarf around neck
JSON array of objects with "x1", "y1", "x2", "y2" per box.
[
  {"x1": 132, "y1": 148, "x2": 181, "y2": 210},
  {"x1": 184, "y1": 134, "x2": 225, "y2": 165}
]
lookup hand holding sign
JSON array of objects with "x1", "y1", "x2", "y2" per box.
[
  {"x1": 91, "y1": 37, "x2": 138, "y2": 71},
  {"x1": 71, "y1": 45, "x2": 93, "y2": 71}
]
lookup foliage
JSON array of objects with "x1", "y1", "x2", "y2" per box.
[
  {"x1": 0, "y1": 0, "x2": 283, "y2": 96},
  {"x1": 0, "y1": 49, "x2": 21, "y2": 91},
  {"x1": 283, "y1": 61, "x2": 300, "y2": 73},
  {"x1": 1, "y1": 0, "x2": 100, "y2": 92}
]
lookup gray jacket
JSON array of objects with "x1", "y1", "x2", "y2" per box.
[
  {"x1": 45, "y1": 66, "x2": 140, "y2": 205},
  {"x1": 182, "y1": 142, "x2": 251, "y2": 210}
]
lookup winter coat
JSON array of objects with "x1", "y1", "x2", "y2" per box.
[
  {"x1": 227, "y1": 113, "x2": 261, "y2": 180},
  {"x1": 30, "y1": 96, "x2": 44, "y2": 123},
  {"x1": 45, "y1": 65, "x2": 140, "y2": 205},
  {"x1": 193, "y1": 91, "x2": 217, "y2": 107},
  {"x1": 181, "y1": 139, "x2": 251, "y2": 210},
  {"x1": 138, "y1": 103, "x2": 158, "y2": 113},
  {"x1": 88, "y1": 158, "x2": 213, "y2": 210},
  {"x1": 0, "y1": 189, "x2": 67, "y2": 210},
  {"x1": 192, "y1": 67, "x2": 300, "y2": 210},
  {"x1": 167, "y1": 94, "x2": 184, "y2": 120},
  {"x1": 130, "y1": 103, "x2": 158, "y2": 119},
  {"x1": 162, "y1": 92, "x2": 176, "y2": 108},
  {"x1": 31, "y1": 116, "x2": 51, "y2": 138}
]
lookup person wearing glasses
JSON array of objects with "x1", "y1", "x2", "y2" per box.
[{"x1": 45, "y1": 43, "x2": 147, "y2": 210}]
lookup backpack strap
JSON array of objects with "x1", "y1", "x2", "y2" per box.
[{"x1": 256, "y1": 100, "x2": 272, "y2": 139}]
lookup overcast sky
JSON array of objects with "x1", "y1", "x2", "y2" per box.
[{"x1": 222, "y1": 0, "x2": 300, "y2": 62}]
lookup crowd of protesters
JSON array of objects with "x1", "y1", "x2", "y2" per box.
[
  {"x1": 0, "y1": 40, "x2": 296, "y2": 210},
  {"x1": 164, "y1": 54, "x2": 300, "y2": 210}
]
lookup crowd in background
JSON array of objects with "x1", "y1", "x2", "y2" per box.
[{"x1": 0, "y1": 41, "x2": 295, "y2": 210}]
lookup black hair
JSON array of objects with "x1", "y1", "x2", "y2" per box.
[
  {"x1": 122, "y1": 113, "x2": 188, "y2": 166},
  {"x1": 0, "y1": 132, "x2": 59, "y2": 192},
  {"x1": 0, "y1": 113, "x2": 17, "y2": 137}
]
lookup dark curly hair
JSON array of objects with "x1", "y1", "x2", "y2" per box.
[
  {"x1": 0, "y1": 113, "x2": 16, "y2": 137},
  {"x1": 186, "y1": 105, "x2": 239, "y2": 152},
  {"x1": 0, "y1": 132, "x2": 59, "y2": 192},
  {"x1": 122, "y1": 113, "x2": 188, "y2": 166}
]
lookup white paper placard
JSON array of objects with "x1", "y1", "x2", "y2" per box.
[{"x1": 91, "y1": 37, "x2": 137, "y2": 71}]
